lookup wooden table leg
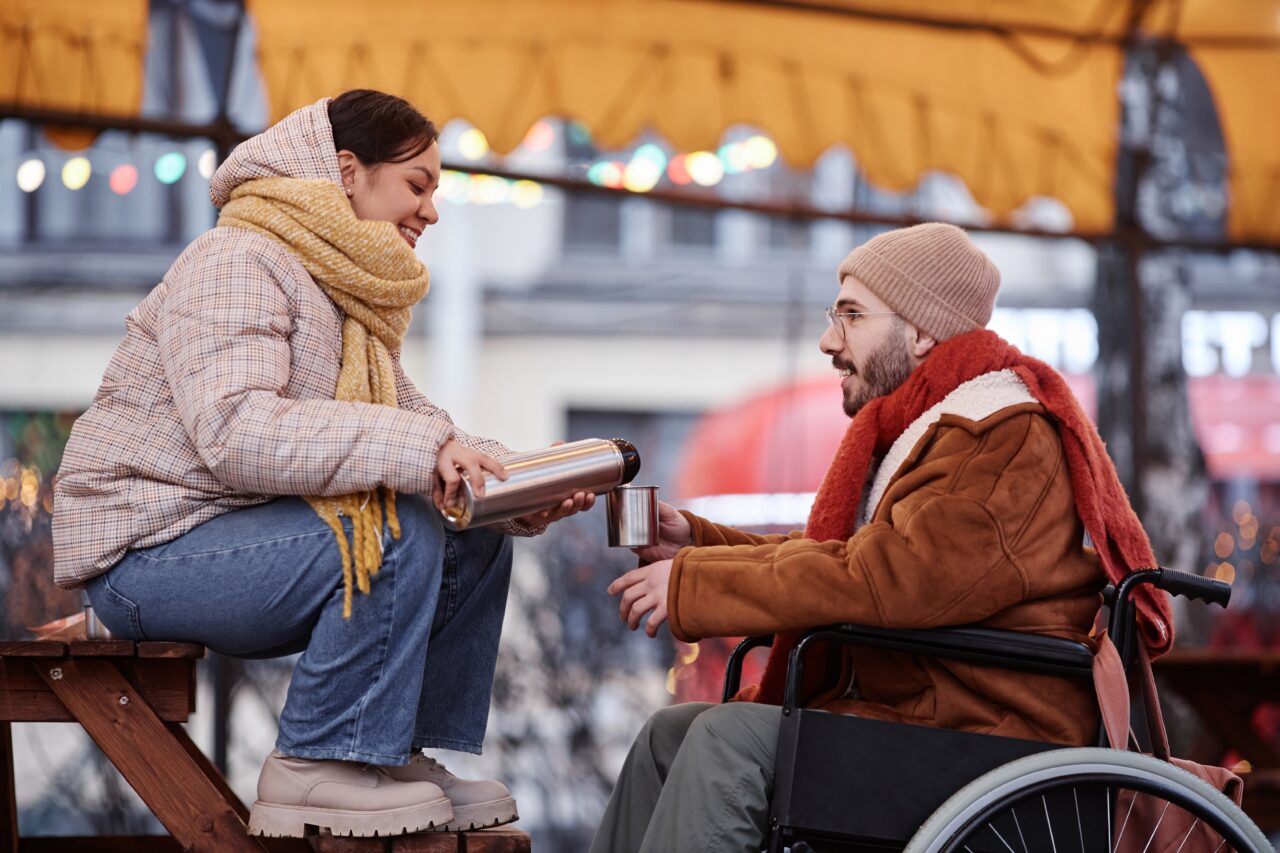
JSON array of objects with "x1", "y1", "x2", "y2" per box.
[
  {"x1": 37, "y1": 658, "x2": 264, "y2": 853},
  {"x1": 1, "y1": 722, "x2": 16, "y2": 853}
]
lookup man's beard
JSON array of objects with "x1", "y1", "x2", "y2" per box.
[{"x1": 842, "y1": 323, "x2": 915, "y2": 417}]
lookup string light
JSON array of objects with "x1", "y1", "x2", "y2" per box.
[
  {"x1": 743, "y1": 135, "x2": 778, "y2": 169},
  {"x1": 623, "y1": 158, "x2": 662, "y2": 192},
  {"x1": 109, "y1": 164, "x2": 138, "y2": 195},
  {"x1": 458, "y1": 129, "x2": 489, "y2": 161},
  {"x1": 197, "y1": 149, "x2": 217, "y2": 179},
  {"x1": 16, "y1": 159, "x2": 45, "y2": 192},
  {"x1": 155, "y1": 152, "x2": 187, "y2": 184},
  {"x1": 510, "y1": 179, "x2": 544, "y2": 208},
  {"x1": 61, "y1": 157, "x2": 91, "y2": 190},
  {"x1": 667, "y1": 154, "x2": 692, "y2": 186},
  {"x1": 685, "y1": 151, "x2": 724, "y2": 187},
  {"x1": 587, "y1": 161, "x2": 625, "y2": 189},
  {"x1": 521, "y1": 121, "x2": 554, "y2": 152}
]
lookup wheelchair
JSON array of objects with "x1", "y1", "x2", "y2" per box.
[{"x1": 721, "y1": 567, "x2": 1274, "y2": 852}]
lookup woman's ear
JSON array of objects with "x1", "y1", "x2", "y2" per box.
[{"x1": 336, "y1": 150, "x2": 358, "y2": 194}]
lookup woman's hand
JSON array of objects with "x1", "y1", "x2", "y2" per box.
[
  {"x1": 517, "y1": 491, "x2": 596, "y2": 527},
  {"x1": 434, "y1": 439, "x2": 507, "y2": 512},
  {"x1": 608, "y1": 559, "x2": 674, "y2": 637},
  {"x1": 632, "y1": 501, "x2": 693, "y2": 564}
]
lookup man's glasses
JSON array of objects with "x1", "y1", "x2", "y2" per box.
[{"x1": 824, "y1": 306, "x2": 898, "y2": 341}]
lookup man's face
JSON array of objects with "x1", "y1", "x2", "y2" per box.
[{"x1": 819, "y1": 274, "x2": 917, "y2": 418}]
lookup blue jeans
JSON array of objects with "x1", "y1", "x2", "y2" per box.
[{"x1": 85, "y1": 495, "x2": 513, "y2": 764}]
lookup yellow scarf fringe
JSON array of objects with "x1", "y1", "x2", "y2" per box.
[{"x1": 218, "y1": 177, "x2": 430, "y2": 617}]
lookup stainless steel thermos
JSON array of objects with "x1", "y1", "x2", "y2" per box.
[{"x1": 441, "y1": 438, "x2": 641, "y2": 530}]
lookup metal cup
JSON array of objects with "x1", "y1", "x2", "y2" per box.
[
  {"x1": 84, "y1": 604, "x2": 112, "y2": 640},
  {"x1": 606, "y1": 485, "x2": 659, "y2": 548}
]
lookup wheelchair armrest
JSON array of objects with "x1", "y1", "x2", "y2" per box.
[
  {"x1": 722, "y1": 635, "x2": 774, "y2": 703},
  {"x1": 783, "y1": 623, "x2": 1094, "y2": 711}
]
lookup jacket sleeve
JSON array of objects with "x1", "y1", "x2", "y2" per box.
[
  {"x1": 389, "y1": 345, "x2": 545, "y2": 537},
  {"x1": 683, "y1": 510, "x2": 802, "y2": 548},
  {"x1": 157, "y1": 237, "x2": 455, "y2": 498},
  {"x1": 666, "y1": 420, "x2": 1050, "y2": 643}
]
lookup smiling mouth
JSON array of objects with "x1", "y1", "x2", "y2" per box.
[{"x1": 398, "y1": 225, "x2": 421, "y2": 247}]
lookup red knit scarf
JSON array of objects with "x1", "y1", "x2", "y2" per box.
[{"x1": 742, "y1": 329, "x2": 1175, "y2": 707}]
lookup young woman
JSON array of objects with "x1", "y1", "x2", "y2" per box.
[{"x1": 52, "y1": 90, "x2": 591, "y2": 838}]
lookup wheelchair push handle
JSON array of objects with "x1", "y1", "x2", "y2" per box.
[{"x1": 1155, "y1": 567, "x2": 1231, "y2": 608}]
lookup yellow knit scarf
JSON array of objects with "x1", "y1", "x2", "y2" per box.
[{"x1": 218, "y1": 177, "x2": 431, "y2": 618}]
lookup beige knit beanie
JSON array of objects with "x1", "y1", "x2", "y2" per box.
[{"x1": 837, "y1": 223, "x2": 1000, "y2": 341}]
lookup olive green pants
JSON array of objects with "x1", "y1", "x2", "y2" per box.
[{"x1": 589, "y1": 701, "x2": 782, "y2": 853}]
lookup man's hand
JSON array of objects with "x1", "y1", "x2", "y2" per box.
[
  {"x1": 608, "y1": 559, "x2": 673, "y2": 637},
  {"x1": 632, "y1": 501, "x2": 693, "y2": 564},
  {"x1": 517, "y1": 491, "x2": 596, "y2": 526},
  {"x1": 434, "y1": 439, "x2": 507, "y2": 512}
]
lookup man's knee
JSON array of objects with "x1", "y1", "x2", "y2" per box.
[
  {"x1": 637, "y1": 702, "x2": 713, "y2": 767},
  {"x1": 682, "y1": 702, "x2": 781, "y2": 771}
]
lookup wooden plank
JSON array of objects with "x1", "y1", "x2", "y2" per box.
[
  {"x1": 136, "y1": 642, "x2": 206, "y2": 660},
  {"x1": 2, "y1": 723, "x2": 16, "y2": 853},
  {"x1": 309, "y1": 836, "x2": 392, "y2": 852},
  {"x1": 19, "y1": 837, "x2": 182, "y2": 852},
  {"x1": 386, "y1": 834, "x2": 458, "y2": 852},
  {"x1": 0, "y1": 642, "x2": 65, "y2": 658},
  {"x1": 456, "y1": 829, "x2": 530, "y2": 853},
  {"x1": 165, "y1": 722, "x2": 251, "y2": 823},
  {"x1": 0, "y1": 659, "x2": 193, "y2": 723},
  {"x1": 69, "y1": 641, "x2": 137, "y2": 658},
  {"x1": 36, "y1": 659, "x2": 263, "y2": 853}
]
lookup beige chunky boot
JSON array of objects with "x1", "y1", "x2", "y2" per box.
[
  {"x1": 248, "y1": 750, "x2": 454, "y2": 837},
  {"x1": 382, "y1": 754, "x2": 518, "y2": 831}
]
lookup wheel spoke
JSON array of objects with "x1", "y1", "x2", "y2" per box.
[
  {"x1": 1139, "y1": 799, "x2": 1172, "y2": 853},
  {"x1": 1173, "y1": 819, "x2": 1198, "y2": 853},
  {"x1": 987, "y1": 821, "x2": 1017, "y2": 853},
  {"x1": 1115, "y1": 790, "x2": 1138, "y2": 849},
  {"x1": 1043, "y1": 794, "x2": 1060, "y2": 853},
  {"x1": 1106, "y1": 786, "x2": 1113, "y2": 853},
  {"x1": 1011, "y1": 805, "x2": 1029, "y2": 853},
  {"x1": 1074, "y1": 788, "x2": 1085, "y2": 853}
]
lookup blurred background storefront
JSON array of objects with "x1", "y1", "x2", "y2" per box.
[{"x1": 2, "y1": 0, "x2": 1278, "y2": 848}]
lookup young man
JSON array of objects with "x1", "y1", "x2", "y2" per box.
[{"x1": 594, "y1": 223, "x2": 1174, "y2": 852}]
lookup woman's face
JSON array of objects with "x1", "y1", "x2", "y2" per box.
[{"x1": 337, "y1": 142, "x2": 441, "y2": 250}]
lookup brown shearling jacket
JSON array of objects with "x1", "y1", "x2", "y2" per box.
[{"x1": 668, "y1": 398, "x2": 1107, "y2": 746}]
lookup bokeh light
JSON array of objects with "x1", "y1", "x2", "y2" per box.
[
  {"x1": 61, "y1": 157, "x2": 91, "y2": 190},
  {"x1": 743, "y1": 135, "x2": 778, "y2": 169},
  {"x1": 623, "y1": 158, "x2": 662, "y2": 192},
  {"x1": 458, "y1": 129, "x2": 490, "y2": 161},
  {"x1": 522, "y1": 121, "x2": 554, "y2": 152},
  {"x1": 587, "y1": 161, "x2": 625, "y2": 189},
  {"x1": 510, "y1": 179, "x2": 544, "y2": 208},
  {"x1": 1214, "y1": 562, "x2": 1236, "y2": 584},
  {"x1": 718, "y1": 142, "x2": 750, "y2": 174},
  {"x1": 109, "y1": 164, "x2": 138, "y2": 195},
  {"x1": 685, "y1": 151, "x2": 724, "y2": 187},
  {"x1": 1214, "y1": 532, "x2": 1235, "y2": 559},
  {"x1": 16, "y1": 159, "x2": 45, "y2": 192},
  {"x1": 155, "y1": 152, "x2": 187, "y2": 184},
  {"x1": 667, "y1": 154, "x2": 692, "y2": 186},
  {"x1": 197, "y1": 149, "x2": 217, "y2": 179}
]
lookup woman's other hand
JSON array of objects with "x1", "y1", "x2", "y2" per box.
[
  {"x1": 434, "y1": 439, "x2": 507, "y2": 512},
  {"x1": 517, "y1": 491, "x2": 596, "y2": 527},
  {"x1": 633, "y1": 501, "x2": 692, "y2": 564}
]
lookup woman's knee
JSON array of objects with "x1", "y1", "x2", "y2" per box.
[{"x1": 388, "y1": 494, "x2": 445, "y2": 559}]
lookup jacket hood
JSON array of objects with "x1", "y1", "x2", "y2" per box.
[{"x1": 210, "y1": 98, "x2": 343, "y2": 209}]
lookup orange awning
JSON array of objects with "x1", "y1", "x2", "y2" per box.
[
  {"x1": 5, "y1": 0, "x2": 1278, "y2": 242},
  {"x1": 0, "y1": 0, "x2": 148, "y2": 149}
]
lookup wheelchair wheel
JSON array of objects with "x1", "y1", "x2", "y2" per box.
[{"x1": 905, "y1": 747, "x2": 1271, "y2": 853}]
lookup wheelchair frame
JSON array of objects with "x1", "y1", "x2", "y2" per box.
[{"x1": 720, "y1": 567, "x2": 1246, "y2": 852}]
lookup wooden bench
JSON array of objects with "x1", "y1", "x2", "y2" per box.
[{"x1": 0, "y1": 640, "x2": 530, "y2": 852}]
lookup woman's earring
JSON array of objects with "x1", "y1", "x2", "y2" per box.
[{"x1": 344, "y1": 185, "x2": 354, "y2": 197}]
